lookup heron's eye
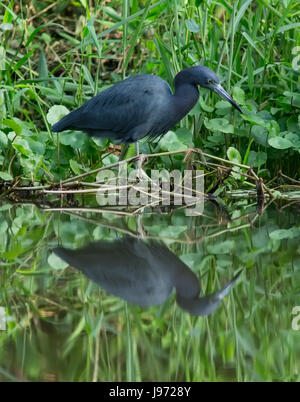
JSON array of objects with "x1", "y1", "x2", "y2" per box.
[{"x1": 207, "y1": 79, "x2": 213, "y2": 85}]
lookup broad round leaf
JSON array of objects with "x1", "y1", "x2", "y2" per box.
[
  {"x1": 159, "y1": 131, "x2": 187, "y2": 152},
  {"x1": 48, "y1": 252, "x2": 69, "y2": 270},
  {"x1": 233, "y1": 87, "x2": 245, "y2": 105},
  {"x1": 0, "y1": 171, "x2": 13, "y2": 181},
  {"x1": 268, "y1": 136, "x2": 293, "y2": 149},
  {"x1": 227, "y1": 146, "x2": 241, "y2": 163},
  {"x1": 204, "y1": 118, "x2": 234, "y2": 133},
  {"x1": 47, "y1": 105, "x2": 70, "y2": 125}
]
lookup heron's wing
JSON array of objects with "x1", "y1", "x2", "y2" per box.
[{"x1": 52, "y1": 75, "x2": 172, "y2": 142}]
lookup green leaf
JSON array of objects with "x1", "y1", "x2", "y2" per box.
[
  {"x1": 0, "y1": 220, "x2": 8, "y2": 234},
  {"x1": 199, "y1": 97, "x2": 214, "y2": 113},
  {"x1": 0, "y1": 130, "x2": 8, "y2": 147},
  {"x1": 185, "y1": 18, "x2": 200, "y2": 33},
  {"x1": 241, "y1": 31, "x2": 265, "y2": 59},
  {"x1": 102, "y1": 153, "x2": 119, "y2": 166},
  {"x1": 204, "y1": 118, "x2": 234, "y2": 133},
  {"x1": 86, "y1": 17, "x2": 102, "y2": 57},
  {"x1": 278, "y1": 92, "x2": 300, "y2": 109},
  {"x1": 268, "y1": 136, "x2": 293, "y2": 150},
  {"x1": 38, "y1": 49, "x2": 48, "y2": 85},
  {"x1": 0, "y1": 46, "x2": 5, "y2": 70},
  {"x1": 91, "y1": 137, "x2": 107, "y2": 147},
  {"x1": 82, "y1": 65, "x2": 95, "y2": 91},
  {"x1": 175, "y1": 128, "x2": 194, "y2": 147},
  {"x1": 268, "y1": 120, "x2": 280, "y2": 137},
  {"x1": 0, "y1": 171, "x2": 13, "y2": 181},
  {"x1": 227, "y1": 147, "x2": 241, "y2": 164},
  {"x1": 227, "y1": 147, "x2": 242, "y2": 179},
  {"x1": 242, "y1": 114, "x2": 268, "y2": 127},
  {"x1": 3, "y1": 119, "x2": 22, "y2": 135},
  {"x1": 123, "y1": 0, "x2": 152, "y2": 72},
  {"x1": 287, "y1": 116, "x2": 299, "y2": 132},
  {"x1": 206, "y1": 132, "x2": 225, "y2": 145},
  {"x1": 160, "y1": 225, "x2": 187, "y2": 239},
  {"x1": 189, "y1": 102, "x2": 202, "y2": 116},
  {"x1": 47, "y1": 105, "x2": 70, "y2": 125},
  {"x1": 283, "y1": 132, "x2": 300, "y2": 148},
  {"x1": 70, "y1": 159, "x2": 83, "y2": 175},
  {"x1": 233, "y1": 87, "x2": 245, "y2": 105},
  {"x1": 215, "y1": 100, "x2": 232, "y2": 115},
  {"x1": 247, "y1": 151, "x2": 267, "y2": 167},
  {"x1": 252, "y1": 125, "x2": 268, "y2": 147},
  {"x1": 48, "y1": 252, "x2": 69, "y2": 270},
  {"x1": 25, "y1": 23, "x2": 64, "y2": 47},
  {"x1": 0, "y1": 22, "x2": 13, "y2": 31},
  {"x1": 12, "y1": 137, "x2": 31, "y2": 156},
  {"x1": 27, "y1": 138, "x2": 45, "y2": 155},
  {"x1": 12, "y1": 49, "x2": 35, "y2": 72},
  {"x1": 159, "y1": 131, "x2": 187, "y2": 152},
  {"x1": 270, "y1": 228, "x2": 300, "y2": 240},
  {"x1": 207, "y1": 240, "x2": 235, "y2": 254},
  {"x1": 59, "y1": 132, "x2": 87, "y2": 149}
]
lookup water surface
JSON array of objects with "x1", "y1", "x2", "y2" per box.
[{"x1": 0, "y1": 201, "x2": 299, "y2": 381}]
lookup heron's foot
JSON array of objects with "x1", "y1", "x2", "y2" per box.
[
  {"x1": 183, "y1": 148, "x2": 195, "y2": 170},
  {"x1": 136, "y1": 214, "x2": 147, "y2": 238},
  {"x1": 137, "y1": 153, "x2": 149, "y2": 168},
  {"x1": 133, "y1": 153, "x2": 149, "y2": 181},
  {"x1": 118, "y1": 144, "x2": 129, "y2": 161}
]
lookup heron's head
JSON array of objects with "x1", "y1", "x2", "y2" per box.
[{"x1": 193, "y1": 66, "x2": 242, "y2": 113}]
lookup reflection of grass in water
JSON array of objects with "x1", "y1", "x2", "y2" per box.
[{"x1": 0, "y1": 202, "x2": 299, "y2": 381}]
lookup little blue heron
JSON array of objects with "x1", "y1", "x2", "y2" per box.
[
  {"x1": 52, "y1": 66, "x2": 242, "y2": 155},
  {"x1": 54, "y1": 238, "x2": 242, "y2": 315}
]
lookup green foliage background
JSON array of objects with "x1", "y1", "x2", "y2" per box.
[{"x1": 0, "y1": 0, "x2": 299, "y2": 188}]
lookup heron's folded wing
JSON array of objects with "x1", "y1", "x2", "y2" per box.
[{"x1": 52, "y1": 76, "x2": 171, "y2": 136}]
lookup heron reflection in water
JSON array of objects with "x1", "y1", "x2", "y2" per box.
[{"x1": 54, "y1": 238, "x2": 241, "y2": 316}]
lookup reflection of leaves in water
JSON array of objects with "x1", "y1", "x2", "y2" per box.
[
  {"x1": 270, "y1": 228, "x2": 300, "y2": 240},
  {"x1": 207, "y1": 240, "x2": 235, "y2": 254},
  {"x1": 1, "y1": 202, "x2": 300, "y2": 382}
]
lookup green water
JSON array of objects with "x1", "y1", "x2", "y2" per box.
[{"x1": 0, "y1": 200, "x2": 299, "y2": 381}]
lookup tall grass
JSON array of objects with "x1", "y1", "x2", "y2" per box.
[{"x1": 0, "y1": 0, "x2": 299, "y2": 187}]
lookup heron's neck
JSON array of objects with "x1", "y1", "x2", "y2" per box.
[{"x1": 173, "y1": 74, "x2": 199, "y2": 118}]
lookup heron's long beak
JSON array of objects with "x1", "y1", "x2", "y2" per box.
[{"x1": 212, "y1": 83, "x2": 242, "y2": 113}]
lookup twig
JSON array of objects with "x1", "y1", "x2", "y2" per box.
[
  {"x1": 279, "y1": 170, "x2": 300, "y2": 185},
  {"x1": 28, "y1": 2, "x2": 58, "y2": 22}
]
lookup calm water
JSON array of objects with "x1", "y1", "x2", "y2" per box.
[{"x1": 0, "y1": 200, "x2": 299, "y2": 381}]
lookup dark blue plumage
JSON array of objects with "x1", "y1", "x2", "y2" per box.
[
  {"x1": 54, "y1": 238, "x2": 242, "y2": 315},
  {"x1": 52, "y1": 66, "x2": 242, "y2": 144}
]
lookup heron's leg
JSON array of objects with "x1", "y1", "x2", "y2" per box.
[
  {"x1": 119, "y1": 144, "x2": 129, "y2": 161},
  {"x1": 135, "y1": 142, "x2": 140, "y2": 156}
]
